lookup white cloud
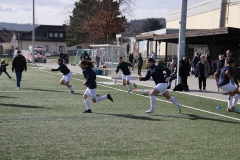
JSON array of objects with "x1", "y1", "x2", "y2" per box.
[{"x1": 0, "y1": 0, "x2": 200, "y2": 25}]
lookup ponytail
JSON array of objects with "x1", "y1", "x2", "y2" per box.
[{"x1": 80, "y1": 60, "x2": 94, "y2": 70}]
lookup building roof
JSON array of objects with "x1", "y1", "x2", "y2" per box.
[
  {"x1": 0, "y1": 29, "x2": 15, "y2": 42},
  {"x1": 20, "y1": 25, "x2": 66, "y2": 42}
]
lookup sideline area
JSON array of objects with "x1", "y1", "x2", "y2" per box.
[{"x1": 35, "y1": 62, "x2": 231, "y2": 102}]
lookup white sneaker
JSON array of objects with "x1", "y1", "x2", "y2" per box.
[
  {"x1": 17, "y1": 87, "x2": 20, "y2": 89},
  {"x1": 145, "y1": 109, "x2": 154, "y2": 114}
]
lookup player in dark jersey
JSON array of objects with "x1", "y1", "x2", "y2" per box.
[
  {"x1": 116, "y1": 57, "x2": 137, "y2": 92},
  {"x1": 139, "y1": 58, "x2": 181, "y2": 114},
  {"x1": 79, "y1": 60, "x2": 113, "y2": 113},
  {"x1": 51, "y1": 58, "x2": 74, "y2": 93},
  {"x1": 216, "y1": 59, "x2": 240, "y2": 112}
]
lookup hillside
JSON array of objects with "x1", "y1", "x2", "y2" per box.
[{"x1": 0, "y1": 22, "x2": 39, "y2": 31}]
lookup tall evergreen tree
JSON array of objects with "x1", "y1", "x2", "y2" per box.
[{"x1": 141, "y1": 18, "x2": 163, "y2": 32}]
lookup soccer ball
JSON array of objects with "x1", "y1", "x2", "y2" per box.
[{"x1": 113, "y1": 79, "x2": 117, "y2": 83}]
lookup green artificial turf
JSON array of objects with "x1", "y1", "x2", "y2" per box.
[{"x1": 0, "y1": 64, "x2": 240, "y2": 160}]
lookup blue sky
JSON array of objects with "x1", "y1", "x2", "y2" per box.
[{"x1": 0, "y1": 0, "x2": 200, "y2": 25}]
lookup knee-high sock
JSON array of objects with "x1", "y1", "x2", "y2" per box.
[
  {"x1": 169, "y1": 96, "x2": 180, "y2": 108},
  {"x1": 96, "y1": 95, "x2": 107, "y2": 102},
  {"x1": 233, "y1": 94, "x2": 239, "y2": 107},
  {"x1": 150, "y1": 96, "x2": 156, "y2": 111},
  {"x1": 125, "y1": 85, "x2": 130, "y2": 90},
  {"x1": 84, "y1": 99, "x2": 91, "y2": 110},
  {"x1": 228, "y1": 96, "x2": 233, "y2": 108}
]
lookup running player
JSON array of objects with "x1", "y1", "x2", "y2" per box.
[
  {"x1": 50, "y1": 58, "x2": 74, "y2": 93},
  {"x1": 216, "y1": 59, "x2": 239, "y2": 112},
  {"x1": 115, "y1": 57, "x2": 137, "y2": 92},
  {"x1": 79, "y1": 60, "x2": 113, "y2": 113},
  {"x1": 138, "y1": 58, "x2": 181, "y2": 114}
]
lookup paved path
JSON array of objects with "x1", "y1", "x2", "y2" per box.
[{"x1": 35, "y1": 62, "x2": 230, "y2": 101}]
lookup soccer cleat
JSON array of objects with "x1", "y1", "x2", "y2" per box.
[
  {"x1": 134, "y1": 83, "x2": 137, "y2": 88},
  {"x1": 128, "y1": 89, "x2": 132, "y2": 93},
  {"x1": 145, "y1": 109, "x2": 154, "y2": 114},
  {"x1": 17, "y1": 87, "x2": 20, "y2": 89},
  {"x1": 226, "y1": 107, "x2": 235, "y2": 112},
  {"x1": 107, "y1": 94, "x2": 113, "y2": 102},
  {"x1": 9, "y1": 77, "x2": 12, "y2": 79},
  {"x1": 82, "y1": 109, "x2": 92, "y2": 113},
  {"x1": 178, "y1": 105, "x2": 182, "y2": 114},
  {"x1": 70, "y1": 90, "x2": 74, "y2": 94}
]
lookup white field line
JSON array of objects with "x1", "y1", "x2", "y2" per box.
[
  {"x1": 33, "y1": 68, "x2": 240, "y2": 122},
  {"x1": 0, "y1": 90, "x2": 118, "y2": 93}
]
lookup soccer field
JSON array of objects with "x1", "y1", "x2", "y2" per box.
[{"x1": 0, "y1": 64, "x2": 240, "y2": 160}]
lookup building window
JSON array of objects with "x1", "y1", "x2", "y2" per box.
[
  {"x1": 49, "y1": 33, "x2": 53, "y2": 37},
  {"x1": 44, "y1": 45, "x2": 49, "y2": 51},
  {"x1": 54, "y1": 33, "x2": 58, "y2": 38},
  {"x1": 59, "y1": 33, "x2": 64, "y2": 38},
  {"x1": 77, "y1": 46, "x2": 82, "y2": 49},
  {"x1": 59, "y1": 46, "x2": 65, "y2": 52}
]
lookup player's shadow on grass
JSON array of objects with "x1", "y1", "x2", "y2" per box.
[
  {"x1": 95, "y1": 113, "x2": 163, "y2": 121},
  {"x1": 0, "y1": 103, "x2": 52, "y2": 109},
  {"x1": 151, "y1": 113, "x2": 240, "y2": 124},
  {"x1": 0, "y1": 96, "x2": 18, "y2": 98},
  {"x1": 25, "y1": 88, "x2": 66, "y2": 93}
]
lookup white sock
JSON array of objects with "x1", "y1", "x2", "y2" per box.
[
  {"x1": 228, "y1": 96, "x2": 233, "y2": 108},
  {"x1": 96, "y1": 95, "x2": 107, "y2": 102},
  {"x1": 169, "y1": 96, "x2": 180, "y2": 108},
  {"x1": 68, "y1": 86, "x2": 73, "y2": 91},
  {"x1": 129, "y1": 82, "x2": 135, "y2": 86},
  {"x1": 150, "y1": 96, "x2": 155, "y2": 111},
  {"x1": 125, "y1": 85, "x2": 130, "y2": 90},
  {"x1": 232, "y1": 94, "x2": 239, "y2": 107},
  {"x1": 84, "y1": 99, "x2": 91, "y2": 110}
]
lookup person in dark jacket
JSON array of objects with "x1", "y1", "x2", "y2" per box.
[
  {"x1": 63, "y1": 52, "x2": 69, "y2": 64},
  {"x1": 139, "y1": 58, "x2": 181, "y2": 114},
  {"x1": 80, "y1": 51, "x2": 90, "y2": 60},
  {"x1": 179, "y1": 55, "x2": 191, "y2": 91},
  {"x1": 129, "y1": 52, "x2": 134, "y2": 71},
  {"x1": 191, "y1": 52, "x2": 200, "y2": 77},
  {"x1": 79, "y1": 60, "x2": 113, "y2": 113},
  {"x1": 167, "y1": 62, "x2": 177, "y2": 89},
  {"x1": 12, "y1": 50, "x2": 27, "y2": 89},
  {"x1": 136, "y1": 53, "x2": 143, "y2": 76},
  {"x1": 195, "y1": 55, "x2": 210, "y2": 92},
  {"x1": 224, "y1": 50, "x2": 239, "y2": 85},
  {"x1": 50, "y1": 58, "x2": 74, "y2": 93},
  {"x1": 116, "y1": 57, "x2": 137, "y2": 92},
  {"x1": 212, "y1": 54, "x2": 225, "y2": 91},
  {"x1": 216, "y1": 60, "x2": 239, "y2": 112},
  {"x1": 0, "y1": 59, "x2": 12, "y2": 79}
]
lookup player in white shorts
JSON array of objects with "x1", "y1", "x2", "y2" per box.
[
  {"x1": 216, "y1": 59, "x2": 240, "y2": 112},
  {"x1": 79, "y1": 60, "x2": 113, "y2": 113},
  {"x1": 51, "y1": 58, "x2": 74, "y2": 93},
  {"x1": 139, "y1": 58, "x2": 181, "y2": 114},
  {"x1": 116, "y1": 57, "x2": 137, "y2": 93}
]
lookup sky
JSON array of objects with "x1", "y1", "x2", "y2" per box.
[{"x1": 0, "y1": 0, "x2": 201, "y2": 25}]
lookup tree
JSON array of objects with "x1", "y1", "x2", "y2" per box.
[
  {"x1": 66, "y1": 0, "x2": 96, "y2": 47},
  {"x1": 85, "y1": 0, "x2": 129, "y2": 43},
  {"x1": 141, "y1": 18, "x2": 163, "y2": 32}
]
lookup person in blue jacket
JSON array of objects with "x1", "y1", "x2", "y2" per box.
[
  {"x1": 139, "y1": 58, "x2": 181, "y2": 114},
  {"x1": 50, "y1": 58, "x2": 74, "y2": 93},
  {"x1": 79, "y1": 60, "x2": 113, "y2": 113},
  {"x1": 116, "y1": 57, "x2": 137, "y2": 92}
]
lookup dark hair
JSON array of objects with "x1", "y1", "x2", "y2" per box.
[
  {"x1": 58, "y1": 58, "x2": 62, "y2": 62},
  {"x1": 227, "y1": 59, "x2": 235, "y2": 65},
  {"x1": 119, "y1": 57, "x2": 123, "y2": 60},
  {"x1": 147, "y1": 58, "x2": 155, "y2": 62},
  {"x1": 80, "y1": 60, "x2": 94, "y2": 69}
]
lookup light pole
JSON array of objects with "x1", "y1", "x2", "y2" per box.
[
  {"x1": 177, "y1": 0, "x2": 188, "y2": 84},
  {"x1": 32, "y1": 0, "x2": 35, "y2": 64}
]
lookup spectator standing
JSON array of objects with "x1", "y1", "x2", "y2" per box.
[
  {"x1": 80, "y1": 51, "x2": 90, "y2": 60},
  {"x1": 12, "y1": 50, "x2": 27, "y2": 89},
  {"x1": 127, "y1": 43, "x2": 130, "y2": 55},
  {"x1": 212, "y1": 54, "x2": 225, "y2": 91},
  {"x1": 129, "y1": 52, "x2": 134, "y2": 71},
  {"x1": 191, "y1": 52, "x2": 200, "y2": 77},
  {"x1": 151, "y1": 51, "x2": 157, "y2": 62},
  {"x1": 179, "y1": 55, "x2": 191, "y2": 91},
  {"x1": 224, "y1": 50, "x2": 239, "y2": 85},
  {"x1": 59, "y1": 52, "x2": 64, "y2": 61},
  {"x1": 167, "y1": 62, "x2": 177, "y2": 89},
  {"x1": 195, "y1": 55, "x2": 210, "y2": 92},
  {"x1": 136, "y1": 53, "x2": 143, "y2": 76},
  {"x1": 63, "y1": 52, "x2": 69, "y2": 64}
]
